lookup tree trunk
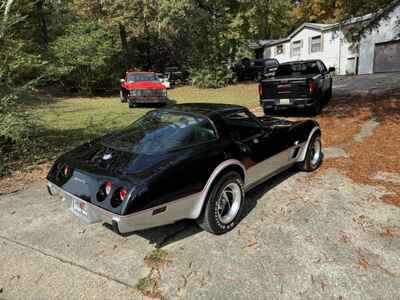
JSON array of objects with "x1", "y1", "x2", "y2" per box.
[
  {"x1": 36, "y1": 0, "x2": 48, "y2": 50},
  {"x1": 119, "y1": 23, "x2": 128, "y2": 65},
  {"x1": 264, "y1": 0, "x2": 270, "y2": 40},
  {"x1": 0, "y1": 0, "x2": 16, "y2": 41}
]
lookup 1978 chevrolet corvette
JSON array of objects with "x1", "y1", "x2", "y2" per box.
[{"x1": 47, "y1": 103, "x2": 322, "y2": 234}]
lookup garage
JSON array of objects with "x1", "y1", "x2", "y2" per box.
[{"x1": 373, "y1": 40, "x2": 400, "y2": 73}]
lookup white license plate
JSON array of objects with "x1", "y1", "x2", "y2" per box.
[
  {"x1": 279, "y1": 98, "x2": 290, "y2": 105},
  {"x1": 73, "y1": 198, "x2": 88, "y2": 216}
]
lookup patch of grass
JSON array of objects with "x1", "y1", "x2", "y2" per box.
[
  {"x1": 136, "y1": 275, "x2": 162, "y2": 299},
  {"x1": 144, "y1": 249, "x2": 170, "y2": 269}
]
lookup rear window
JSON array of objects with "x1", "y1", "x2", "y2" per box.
[
  {"x1": 102, "y1": 111, "x2": 217, "y2": 154},
  {"x1": 127, "y1": 73, "x2": 158, "y2": 82},
  {"x1": 275, "y1": 62, "x2": 320, "y2": 77}
]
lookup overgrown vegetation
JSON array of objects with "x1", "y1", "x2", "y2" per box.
[{"x1": 191, "y1": 66, "x2": 236, "y2": 89}]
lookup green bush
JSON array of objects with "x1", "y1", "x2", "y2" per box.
[{"x1": 190, "y1": 65, "x2": 236, "y2": 89}]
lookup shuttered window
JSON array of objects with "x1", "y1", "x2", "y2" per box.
[
  {"x1": 276, "y1": 44, "x2": 284, "y2": 55},
  {"x1": 310, "y1": 35, "x2": 322, "y2": 53},
  {"x1": 292, "y1": 40, "x2": 301, "y2": 56}
]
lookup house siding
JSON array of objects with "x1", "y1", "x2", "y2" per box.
[
  {"x1": 359, "y1": 4, "x2": 400, "y2": 74},
  {"x1": 263, "y1": 27, "x2": 356, "y2": 75}
]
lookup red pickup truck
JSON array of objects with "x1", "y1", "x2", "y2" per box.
[{"x1": 120, "y1": 71, "x2": 168, "y2": 107}]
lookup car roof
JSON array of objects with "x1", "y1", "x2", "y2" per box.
[
  {"x1": 166, "y1": 103, "x2": 245, "y2": 117},
  {"x1": 280, "y1": 60, "x2": 320, "y2": 65}
]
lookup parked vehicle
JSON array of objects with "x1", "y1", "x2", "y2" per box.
[
  {"x1": 259, "y1": 60, "x2": 334, "y2": 115},
  {"x1": 233, "y1": 58, "x2": 279, "y2": 81},
  {"x1": 47, "y1": 103, "x2": 322, "y2": 235},
  {"x1": 157, "y1": 73, "x2": 173, "y2": 89},
  {"x1": 120, "y1": 71, "x2": 167, "y2": 107}
]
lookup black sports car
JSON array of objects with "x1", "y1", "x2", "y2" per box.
[{"x1": 47, "y1": 103, "x2": 322, "y2": 235}]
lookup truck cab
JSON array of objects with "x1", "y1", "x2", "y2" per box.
[{"x1": 120, "y1": 71, "x2": 168, "y2": 107}]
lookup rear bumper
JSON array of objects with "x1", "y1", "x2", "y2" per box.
[
  {"x1": 260, "y1": 98, "x2": 315, "y2": 109},
  {"x1": 128, "y1": 96, "x2": 167, "y2": 104},
  {"x1": 47, "y1": 181, "x2": 199, "y2": 234}
]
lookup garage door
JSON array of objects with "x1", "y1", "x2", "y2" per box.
[{"x1": 374, "y1": 40, "x2": 400, "y2": 73}]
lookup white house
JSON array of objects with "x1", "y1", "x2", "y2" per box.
[{"x1": 253, "y1": 0, "x2": 400, "y2": 75}]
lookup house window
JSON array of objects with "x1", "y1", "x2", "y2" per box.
[
  {"x1": 311, "y1": 35, "x2": 322, "y2": 53},
  {"x1": 276, "y1": 45, "x2": 284, "y2": 55},
  {"x1": 292, "y1": 40, "x2": 301, "y2": 56}
]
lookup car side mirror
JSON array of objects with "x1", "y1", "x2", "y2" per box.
[
  {"x1": 120, "y1": 79, "x2": 125, "y2": 83},
  {"x1": 328, "y1": 67, "x2": 336, "y2": 73}
]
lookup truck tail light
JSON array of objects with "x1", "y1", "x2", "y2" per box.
[
  {"x1": 258, "y1": 83, "x2": 263, "y2": 96},
  {"x1": 308, "y1": 79, "x2": 316, "y2": 95}
]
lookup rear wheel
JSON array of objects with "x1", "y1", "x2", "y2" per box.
[
  {"x1": 197, "y1": 171, "x2": 244, "y2": 235},
  {"x1": 311, "y1": 96, "x2": 322, "y2": 116},
  {"x1": 120, "y1": 90, "x2": 127, "y2": 103},
  {"x1": 325, "y1": 85, "x2": 332, "y2": 101},
  {"x1": 263, "y1": 107, "x2": 274, "y2": 116},
  {"x1": 297, "y1": 133, "x2": 322, "y2": 172}
]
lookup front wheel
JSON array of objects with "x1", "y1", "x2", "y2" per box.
[
  {"x1": 297, "y1": 133, "x2": 323, "y2": 172},
  {"x1": 197, "y1": 171, "x2": 244, "y2": 234}
]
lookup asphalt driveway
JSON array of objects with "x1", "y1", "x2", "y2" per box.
[{"x1": 0, "y1": 74, "x2": 399, "y2": 299}]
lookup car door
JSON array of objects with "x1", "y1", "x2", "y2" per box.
[
  {"x1": 223, "y1": 110, "x2": 291, "y2": 188},
  {"x1": 317, "y1": 61, "x2": 330, "y2": 94}
]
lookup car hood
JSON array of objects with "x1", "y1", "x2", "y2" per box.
[{"x1": 122, "y1": 81, "x2": 165, "y2": 90}]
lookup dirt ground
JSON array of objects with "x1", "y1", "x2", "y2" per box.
[{"x1": 0, "y1": 74, "x2": 399, "y2": 299}]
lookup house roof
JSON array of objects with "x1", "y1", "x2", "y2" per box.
[{"x1": 251, "y1": 0, "x2": 400, "y2": 50}]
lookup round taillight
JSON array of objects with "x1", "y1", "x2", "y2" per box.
[
  {"x1": 104, "y1": 181, "x2": 112, "y2": 195},
  {"x1": 119, "y1": 187, "x2": 128, "y2": 201},
  {"x1": 63, "y1": 165, "x2": 72, "y2": 177}
]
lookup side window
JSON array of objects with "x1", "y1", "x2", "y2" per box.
[
  {"x1": 224, "y1": 111, "x2": 263, "y2": 141},
  {"x1": 317, "y1": 61, "x2": 327, "y2": 73}
]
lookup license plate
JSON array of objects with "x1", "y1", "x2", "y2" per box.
[
  {"x1": 279, "y1": 98, "x2": 290, "y2": 105},
  {"x1": 73, "y1": 198, "x2": 88, "y2": 216}
]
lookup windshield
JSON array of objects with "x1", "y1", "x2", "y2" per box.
[
  {"x1": 275, "y1": 62, "x2": 320, "y2": 77},
  {"x1": 127, "y1": 73, "x2": 158, "y2": 82},
  {"x1": 102, "y1": 111, "x2": 217, "y2": 154}
]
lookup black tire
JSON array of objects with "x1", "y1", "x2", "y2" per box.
[
  {"x1": 297, "y1": 133, "x2": 322, "y2": 172},
  {"x1": 263, "y1": 107, "x2": 274, "y2": 116},
  {"x1": 120, "y1": 90, "x2": 127, "y2": 103},
  {"x1": 311, "y1": 96, "x2": 322, "y2": 116},
  {"x1": 197, "y1": 171, "x2": 245, "y2": 235},
  {"x1": 325, "y1": 85, "x2": 332, "y2": 101}
]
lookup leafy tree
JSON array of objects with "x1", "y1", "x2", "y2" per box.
[{"x1": 50, "y1": 21, "x2": 117, "y2": 92}]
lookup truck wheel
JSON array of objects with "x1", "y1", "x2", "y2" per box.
[
  {"x1": 297, "y1": 133, "x2": 322, "y2": 172},
  {"x1": 197, "y1": 171, "x2": 244, "y2": 235},
  {"x1": 120, "y1": 90, "x2": 127, "y2": 103},
  {"x1": 325, "y1": 86, "x2": 332, "y2": 101},
  {"x1": 263, "y1": 107, "x2": 274, "y2": 116},
  {"x1": 311, "y1": 97, "x2": 322, "y2": 116}
]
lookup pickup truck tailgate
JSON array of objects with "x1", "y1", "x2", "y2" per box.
[{"x1": 260, "y1": 78, "x2": 309, "y2": 99}]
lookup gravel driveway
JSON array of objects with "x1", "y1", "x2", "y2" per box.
[{"x1": 0, "y1": 74, "x2": 399, "y2": 299}]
